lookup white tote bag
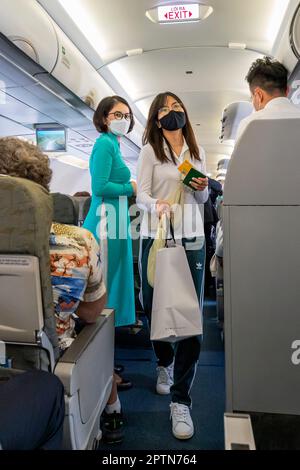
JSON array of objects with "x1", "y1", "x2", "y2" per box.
[{"x1": 150, "y1": 244, "x2": 203, "y2": 343}]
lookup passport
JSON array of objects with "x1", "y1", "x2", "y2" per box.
[{"x1": 178, "y1": 159, "x2": 206, "y2": 188}]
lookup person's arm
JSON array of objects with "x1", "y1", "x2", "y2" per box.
[
  {"x1": 91, "y1": 137, "x2": 133, "y2": 198},
  {"x1": 76, "y1": 294, "x2": 107, "y2": 324},
  {"x1": 136, "y1": 146, "x2": 159, "y2": 213},
  {"x1": 76, "y1": 233, "x2": 107, "y2": 324},
  {"x1": 192, "y1": 147, "x2": 209, "y2": 204}
]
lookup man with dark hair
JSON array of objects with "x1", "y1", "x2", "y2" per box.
[{"x1": 236, "y1": 56, "x2": 300, "y2": 140}]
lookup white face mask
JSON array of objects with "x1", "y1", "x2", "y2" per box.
[{"x1": 109, "y1": 118, "x2": 130, "y2": 136}]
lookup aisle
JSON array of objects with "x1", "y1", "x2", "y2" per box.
[{"x1": 100, "y1": 300, "x2": 225, "y2": 450}]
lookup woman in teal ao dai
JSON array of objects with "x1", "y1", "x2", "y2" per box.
[{"x1": 84, "y1": 96, "x2": 136, "y2": 327}]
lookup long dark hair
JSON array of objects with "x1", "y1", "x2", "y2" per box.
[
  {"x1": 93, "y1": 95, "x2": 135, "y2": 133},
  {"x1": 143, "y1": 92, "x2": 200, "y2": 164}
]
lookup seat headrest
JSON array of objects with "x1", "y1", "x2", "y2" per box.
[
  {"x1": 82, "y1": 197, "x2": 91, "y2": 222},
  {"x1": 0, "y1": 175, "x2": 59, "y2": 358},
  {"x1": 52, "y1": 192, "x2": 78, "y2": 225}
]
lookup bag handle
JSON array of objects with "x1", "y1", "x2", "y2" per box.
[{"x1": 164, "y1": 217, "x2": 176, "y2": 247}]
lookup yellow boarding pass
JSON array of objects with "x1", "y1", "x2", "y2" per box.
[{"x1": 177, "y1": 159, "x2": 193, "y2": 176}]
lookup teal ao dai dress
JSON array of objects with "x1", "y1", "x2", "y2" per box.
[{"x1": 83, "y1": 132, "x2": 135, "y2": 327}]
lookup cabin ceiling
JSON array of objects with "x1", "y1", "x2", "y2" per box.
[{"x1": 37, "y1": 0, "x2": 296, "y2": 173}]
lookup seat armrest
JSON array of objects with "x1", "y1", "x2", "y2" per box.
[
  {"x1": 54, "y1": 309, "x2": 114, "y2": 396},
  {"x1": 59, "y1": 309, "x2": 114, "y2": 364}
]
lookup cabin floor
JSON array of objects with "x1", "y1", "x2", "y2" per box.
[
  {"x1": 98, "y1": 297, "x2": 300, "y2": 451},
  {"x1": 99, "y1": 299, "x2": 226, "y2": 450}
]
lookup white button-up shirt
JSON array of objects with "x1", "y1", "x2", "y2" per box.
[
  {"x1": 236, "y1": 97, "x2": 300, "y2": 142},
  {"x1": 137, "y1": 140, "x2": 208, "y2": 238}
]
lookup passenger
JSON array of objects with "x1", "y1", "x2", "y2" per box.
[
  {"x1": 217, "y1": 57, "x2": 300, "y2": 264},
  {"x1": 0, "y1": 137, "x2": 123, "y2": 444},
  {"x1": 137, "y1": 92, "x2": 208, "y2": 440},
  {"x1": 204, "y1": 178, "x2": 223, "y2": 298},
  {"x1": 83, "y1": 96, "x2": 137, "y2": 391},
  {"x1": 0, "y1": 371, "x2": 65, "y2": 450},
  {"x1": 218, "y1": 57, "x2": 300, "y2": 259},
  {"x1": 236, "y1": 56, "x2": 300, "y2": 141}
]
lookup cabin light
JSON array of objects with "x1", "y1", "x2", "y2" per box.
[
  {"x1": 267, "y1": 0, "x2": 289, "y2": 42},
  {"x1": 228, "y1": 43, "x2": 246, "y2": 50},
  {"x1": 126, "y1": 48, "x2": 143, "y2": 57},
  {"x1": 146, "y1": 3, "x2": 213, "y2": 24},
  {"x1": 58, "y1": 0, "x2": 107, "y2": 56}
]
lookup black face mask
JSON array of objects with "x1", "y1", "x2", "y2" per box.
[{"x1": 159, "y1": 111, "x2": 186, "y2": 131}]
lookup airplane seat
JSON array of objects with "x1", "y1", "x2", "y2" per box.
[
  {"x1": 72, "y1": 196, "x2": 91, "y2": 226},
  {"x1": 52, "y1": 192, "x2": 78, "y2": 226},
  {"x1": 223, "y1": 118, "x2": 300, "y2": 417},
  {"x1": 0, "y1": 176, "x2": 59, "y2": 370},
  {"x1": 216, "y1": 262, "x2": 224, "y2": 331},
  {"x1": 81, "y1": 196, "x2": 92, "y2": 225},
  {"x1": 0, "y1": 176, "x2": 114, "y2": 449}
]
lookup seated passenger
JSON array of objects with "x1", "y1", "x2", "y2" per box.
[
  {"x1": 0, "y1": 371, "x2": 64, "y2": 450},
  {"x1": 0, "y1": 137, "x2": 123, "y2": 444},
  {"x1": 236, "y1": 56, "x2": 300, "y2": 142}
]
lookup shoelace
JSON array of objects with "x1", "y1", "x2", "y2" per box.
[
  {"x1": 172, "y1": 405, "x2": 189, "y2": 422},
  {"x1": 157, "y1": 367, "x2": 171, "y2": 384}
]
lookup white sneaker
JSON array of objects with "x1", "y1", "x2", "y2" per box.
[
  {"x1": 156, "y1": 364, "x2": 174, "y2": 395},
  {"x1": 170, "y1": 402, "x2": 194, "y2": 440}
]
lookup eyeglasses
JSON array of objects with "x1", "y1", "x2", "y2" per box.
[
  {"x1": 108, "y1": 111, "x2": 132, "y2": 121},
  {"x1": 158, "y1": 102, "x2": 184, "y2": 115}
]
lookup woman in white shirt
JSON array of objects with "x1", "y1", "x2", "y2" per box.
[{"x1": 137, "y1": 92, "x2": 208, "y2": 440}]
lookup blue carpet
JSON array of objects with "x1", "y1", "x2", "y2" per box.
[{"x1": 100, "y1": 301, "x2": 225, "y2": 450}]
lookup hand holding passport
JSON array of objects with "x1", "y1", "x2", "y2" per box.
[{"x1": 178, "y1": 159, "x2": 208, "y2": 190}]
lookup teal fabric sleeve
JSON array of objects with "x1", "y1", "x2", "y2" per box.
[{"x1": 91, "y1": 138, "x2": 133, "y2": 198}]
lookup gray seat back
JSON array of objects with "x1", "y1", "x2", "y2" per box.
[
  {"x1": 0, "y1": 176, "x2": 59, "y2": 361},
  {"x1": 82, "y1": 197, "x2": 91, "y2": 225},
  {"x1": 52, "y1": 192, "x2": 78, "y2": 225},
  {"x1": 72, "y1": 196, "x2": 91, "y2": 226},
  {"x1": 0, "y1": 255, "x2": 44, "y2": 343}
]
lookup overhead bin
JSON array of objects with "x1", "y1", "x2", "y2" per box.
[
  {"x1": 51, "y1": 27, "x2": 113, "y2": 110},
  {"x1": 0, "y1": 0, "x2": 58, "y2": 73},
  {"x1": 0, "y1": 0, "x2": 145, "y2": 152},
  {"x1": 0, "y1": 0, "x2": 113, "y2": 111}
]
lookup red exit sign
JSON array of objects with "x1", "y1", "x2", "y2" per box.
[{"x1": 158, "y1": 4, "x2": 200, "y2": 22}]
